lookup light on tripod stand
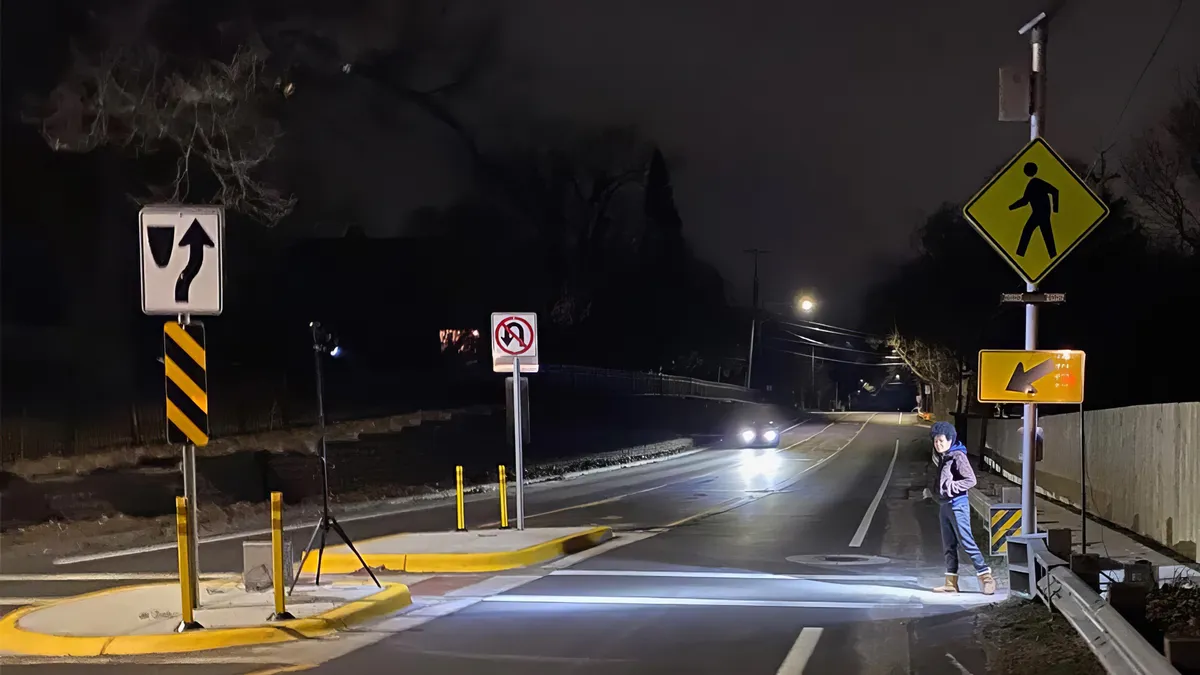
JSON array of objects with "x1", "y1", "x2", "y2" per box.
[{"x1": 290, "y1": 321, "x2": 379, "y2": 595}]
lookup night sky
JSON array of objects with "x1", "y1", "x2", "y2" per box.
[{"x1": 6, "y1": 0, "x2": 1200, "y2": 325}]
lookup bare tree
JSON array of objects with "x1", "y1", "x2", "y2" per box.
[
  {"x1": 26, "y1": 0, "x2": 497, "y2": 226},
  {"x1": 27, "y1": 6, "x2": 296, "y2": 224},
  {"x1": 1123, "y1": 73, "x2": 1200, "y2": 252},
  {"x1": 886, "y1": 332, "x2": 956, "y2": 390}
]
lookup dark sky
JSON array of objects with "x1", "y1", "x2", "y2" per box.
[
  {"x1": 9, "y1": 0, "x2": 1200, "y2": 328},
  {"x1": 496, "y1": 0, "x2": 1199, "y2": 324}
]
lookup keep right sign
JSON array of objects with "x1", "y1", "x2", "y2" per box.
[{"x1": 977, "y1": 349, "x2": 1085, "y2": 404}]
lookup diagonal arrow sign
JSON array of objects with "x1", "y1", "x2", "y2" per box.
[
  {"x1": 174, "y1": 219, "x2": 214, "y2": 303},
  {"x1": 1005, "y1": 358, "x2": 1055, "y2": 394}
]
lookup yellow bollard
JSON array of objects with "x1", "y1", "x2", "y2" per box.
[
  {"x1": 268, "y1": 492, "x2": 295, "y2": 621},
  {"x1": 499, "y1": 465, "x2": 509, "y2": 529},
  {"x1": 175, "y1": 497, "x2": 202, "y2": 631},
  {"x1": 455, "y1": 465, "x2": 467, "y2": 531}
]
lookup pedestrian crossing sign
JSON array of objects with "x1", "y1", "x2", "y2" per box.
[{"x1": 963, "y1": 137, "x2": 1110, "y2": 285}]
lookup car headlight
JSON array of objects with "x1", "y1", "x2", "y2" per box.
[
  {"x1": 740, "y1": 429, "x2": 756, "y2": 443},
  {"x1": 763, "y1": 429, "x2": 778, "y2": 442}
]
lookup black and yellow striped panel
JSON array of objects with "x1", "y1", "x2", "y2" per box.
[
  {"x1": 163, "y1": 322, "x2": 209, "y2": 446},
  {"x1": 989, "y1": 506, "x2": 1022, "y2": 555}
]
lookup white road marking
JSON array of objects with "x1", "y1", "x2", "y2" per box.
[
  {"x1": 445, "y1": 575, "x2": 541, "y2": 597},
  {"x1": 781, "y1": 422, "x2": 835, "y2": 450},
  {"x1": 481, "y1": 595, "x2": 920, "y2": 609},
  {"x1": 0, "y1": 598, "x2": 51, "y2": 606},
  {"x1": 0, "y1": 573, "x2": 235, "y2": 582},
  {"x1": 777, "y1": 627, "x2": 824, "y2": 675},
  {"x1": 946, "y1": 652, "x2": 976, "y2": 674},
  {"x1": 849, "y1": 439, "x2": 900, "y2": 548},
  {"x1": 548, "y1": 570, "x2": 922, "y2": 583},
  {"x1": 51, "y1": 448, "x2": 711, "y2": 566},
  {"x1": 774, "y1": 413, "x2": 878, "y2": 492},
  {"x1": 541, "y1": 532, "x2": 661, "y2": 570},
  {"x1": 898, "y1": 412, "x2": 903, "y2": 426}
]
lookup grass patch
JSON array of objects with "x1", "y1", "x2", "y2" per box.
[{"x1": 974, "y1": 599, "x2": 1103, "y2": 674}]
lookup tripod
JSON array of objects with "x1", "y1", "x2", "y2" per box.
[{"x1": 290, "y1": 323, "x2": 380, "y2": 594}]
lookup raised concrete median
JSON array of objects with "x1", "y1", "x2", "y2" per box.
[
  {"x1": 0, "y1": 579, "x2": 411, "y2": 657},
  {"x1": 298, "y1": 526, "x2": 614, "y2": 575}
]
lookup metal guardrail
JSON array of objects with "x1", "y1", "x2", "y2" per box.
[
  {"x1": 962, "y1": 475, "x2": 1179, "y2": 674},
  {"x1": 1039, "y1": 560, "x2": 1179, "y2": 675}
]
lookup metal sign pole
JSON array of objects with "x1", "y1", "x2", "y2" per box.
[
  {"x1": 1020, "y1": 18, "x2": 1047, "y2": 538},
  {"x1": 513, "y1": 356, "x2": 525, "y2": 531},
  {"x1": 178, "y1": 313, "x2": 200, "y2": 607}
]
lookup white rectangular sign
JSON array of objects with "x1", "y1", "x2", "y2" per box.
[
  {"x1": 491, "y1": 312, "x2": 539, "y2": 373},
  {"x1": 139, "y1": 205, "x2": 224, "y2": 316}
]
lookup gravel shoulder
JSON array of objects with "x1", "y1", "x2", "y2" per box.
[{"x1": 974, "y1": 599, "x2": 1104, "y2": 674}]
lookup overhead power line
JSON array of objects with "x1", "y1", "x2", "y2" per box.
[
  {"x1": 775, "y1": 348, "x2": 899, "y2": 367},
  {"x1": 774, "y1": 332, "x2": 891, "y2": 356},
  {"x1": 1086, "y1": 0, "x2": 1184, "y2": 181}
]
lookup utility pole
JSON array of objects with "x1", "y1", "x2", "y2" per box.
[
  {"x1": 743, "y1": 249, "x2": 768, "y2": 388},
  {"x1": 1017, "y1": 10, "x2": 1049, "y2": 537}
]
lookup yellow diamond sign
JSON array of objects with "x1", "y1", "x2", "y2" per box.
[
  {"x1": 977, "y1": 349, "x2": 1086, "y2": 404},
  {"x1": 963, "y1": 138, "x2": 1110, "y2": 285}
]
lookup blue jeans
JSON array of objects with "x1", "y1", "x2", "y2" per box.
[{"x1": 939, "y1": 499, "x2": 989, "y2": 574}]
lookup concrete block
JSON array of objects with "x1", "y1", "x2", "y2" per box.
[
  {"x1": 243, "y1": 540, "x2": 293, "y2": 592},
  {"x1": 1001, "y1": 486, "x2": 1021, "y2": 504}
]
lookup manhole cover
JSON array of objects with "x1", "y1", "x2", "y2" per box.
[{"x1": 785, "y1": 554, "x2": 891, "y2": 566}]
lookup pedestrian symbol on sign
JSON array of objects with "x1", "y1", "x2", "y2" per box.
[
  {"x1": 962, "y1": 137, "x2": 1109, "y2": 286},
  {"x1": 1009, "y1": 162, "x2": 1060, "y2": 259}
]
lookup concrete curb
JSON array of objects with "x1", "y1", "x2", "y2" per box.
[
  {"x1": 0, "y1": 582, "x2": 412, "y2": 657},
  {"x1": 300, "y1": 526, "x2": 614, "y2": 575}
]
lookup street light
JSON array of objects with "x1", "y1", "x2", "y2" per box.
[{"x1": 796, "y1": 295, "x2": 816, "y2": 314}]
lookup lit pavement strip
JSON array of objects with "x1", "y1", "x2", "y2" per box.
[{"x1": 848, "y1": 438, "x2": 900, "y2": 547}]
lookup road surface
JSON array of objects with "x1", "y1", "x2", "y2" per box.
[{"x1": 2, "y1": 412, "x2": 1000, "y2": 674}]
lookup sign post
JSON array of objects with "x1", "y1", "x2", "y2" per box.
[
  {"x1": 491, "y1": 313, "x2": 539, "y2": 531},
  {"x1": 964, "y1": 131, "x2": 1108, "y2": 537},
  {"x1": 140, "y1": 205, "x2": 224, "y2": 606}
]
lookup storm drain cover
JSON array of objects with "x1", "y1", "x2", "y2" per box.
[{"x1": 785, "y1": 554, "x2": 891, "y2": 566}]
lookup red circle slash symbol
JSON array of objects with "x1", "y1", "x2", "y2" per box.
[{"x1": 495, "y1": 316, "x2": 534, "y2": 356}]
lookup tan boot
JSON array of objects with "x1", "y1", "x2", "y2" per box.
[
  {"x1": 932, "y1": 573, "x2": 959, "y2": 593},
  {"x1": 978, "y1": 570, "x2": 997, "y2": 595}
]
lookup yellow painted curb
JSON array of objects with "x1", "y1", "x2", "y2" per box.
[
  {"x1": 300, "y1": 526, "x2": 614, "y2": 575},
  {"x1": 0, "y1": 582, "x2": 411, "y2": 657}
]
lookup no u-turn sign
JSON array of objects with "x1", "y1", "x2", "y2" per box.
[{"x1": 491, "y1": 312, "x2": 539, "y2": 373}]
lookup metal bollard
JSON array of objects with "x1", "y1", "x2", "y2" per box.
[
  {"x1": 268, "y1": 492, "x2": 295, "y2": 621},
  {"x1": 499, "y1": 465, "x2": 509, "y2": 529},
  {"x1": 175, "y1": 497, "x2": 203, "y2": 632},
  {"x1": 455, "y1": 465, "x2": 467, "y2": 532}
]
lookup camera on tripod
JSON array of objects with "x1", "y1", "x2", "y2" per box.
[{"x1": 309, "y1": 321, "x2": 342, "y2": 358}]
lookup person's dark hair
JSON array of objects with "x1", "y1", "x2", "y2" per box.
[{"x1": 930, "y1": 421, "x2": 957, "y2": 442}]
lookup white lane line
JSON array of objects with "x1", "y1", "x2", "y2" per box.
[
  {"x1": 781, "y1": 422, "x2": 835, "y2": 450},
  {"x1": 51, "y1": 449, "x2": 714, "y2": 566},
  {"x1": 946, "y1": 653, "x2": 976, "y2": 675},
  {"x1": 849, "y1": 439, "x2": 900, "y2": 548},
  {"x1": 898, "y1": 412, "x2": 903, "y2": 426},
  {"x1": 0, "y1": 598, "x2": 52, "y2": 606},
  {"x1": 774, "y1": 413, "x2": 878, "y2": 492},
  {"x1": 0, "y1": 573, "x2": 236, "y2": 582},
  {"x1": 481, "y1": 595, "x2": 919, "y2": 609},
  {"x1": 445, "y1": 575, "x2": 542, "y2": 598},
  {"x1": 541, "y1": 532, "x2": 661, "y2": 570},
  {"x1": 548, "y1": 570, "x2": 921, "y2": 583},
  {"x1": 777, "y1": 627, "x2": 824, "y2": 675}
]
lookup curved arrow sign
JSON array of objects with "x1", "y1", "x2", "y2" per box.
[{"x1": 977, "y1": 349, "x2": 1085, "y2": 404}]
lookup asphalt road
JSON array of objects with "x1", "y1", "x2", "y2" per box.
[
  {"x1": 0, "y1": 415, "x2": 830, "y2": 601},
  {"x1": 2, "y1": 412, "x2": 1001, "y2": 673}
]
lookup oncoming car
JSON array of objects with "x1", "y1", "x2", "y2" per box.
[{"x1": 734, "y1": 420, "x2": 781, "y2": 449}]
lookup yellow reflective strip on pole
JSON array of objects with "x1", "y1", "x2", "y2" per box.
[
  {"x1": 176, "y1": 496, "x2": 194, "y2": 625},
  {"x1": 499, "y1": 465, "x2": 509, "y2": 529},
  {"x1": 271, "y1": 492, "x2": 285, "y2": 617},
  {"x1": 456, "y1": 466, "x2": 466, "y2": 531}
]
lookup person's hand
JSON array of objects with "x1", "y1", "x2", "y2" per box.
[{"x1": 922, "y1": 488, "x2": 933, "y2": 501}]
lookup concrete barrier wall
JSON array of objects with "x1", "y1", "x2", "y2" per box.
[{"x1": 977, "y1": 403, "x2": 1200, "y2": 561}]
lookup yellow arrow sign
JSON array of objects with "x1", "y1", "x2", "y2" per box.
[
  {"x1": 963, "y1": 138, "x2": 1110, "y2": 285},
  {"x1": 977, "y1": 350, "x2": 1085, "y2": 404}
]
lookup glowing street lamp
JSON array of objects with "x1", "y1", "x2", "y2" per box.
[{"x1": 797, "y1": 295, "x2": 816, "y2": 314}]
